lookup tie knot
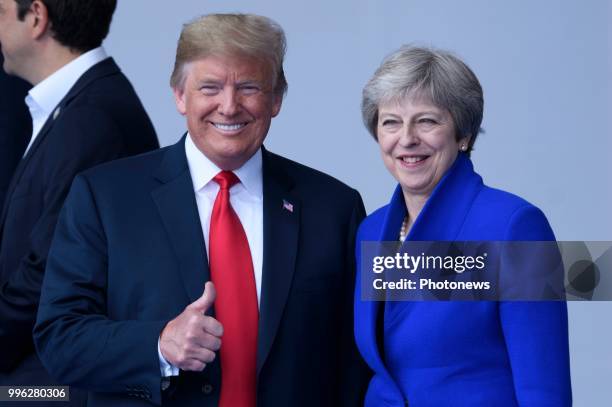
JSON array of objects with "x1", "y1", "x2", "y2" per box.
[{"x1": 213, "y1": 171, "x2": 240, "y2": 190}]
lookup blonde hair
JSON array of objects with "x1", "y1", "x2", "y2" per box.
[{"x1": 170, "y1": 13, "x2": 287, "y2": 95}]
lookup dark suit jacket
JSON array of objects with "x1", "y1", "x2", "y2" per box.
[
  {"x1": 34, "y1": 138, "x2": 370, "y2": 406},
  {"x1": 354, "y1": 154, "x2": 571, "y2": 406},
  {"x1": 0, "y1": 55, "x2": 32, "y2": 208},
  {"x1": 0, "y1": 57, "x2": 158, "y2": 394}
]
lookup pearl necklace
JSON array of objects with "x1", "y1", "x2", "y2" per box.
[{"x1": 399, "y1": 216, "x2": 409, "y2": 242}]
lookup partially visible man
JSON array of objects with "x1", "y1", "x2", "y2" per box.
[
  {"x1": 0, "y1": 53, "x2": 31, "y2": 207},
  {"x1": 35, "y1": 13, "x2": 370, "y2": 407},
  {"x1": 0, "y1": 0, "x2": 159, "y2": 398}
]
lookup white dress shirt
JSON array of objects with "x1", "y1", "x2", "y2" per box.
[
  {"x1": 158, "y1": 134, "x2": 264, "y2": 377},
  {"x1": 23, "y1": 47, "x2": 109, "y2": 156}
]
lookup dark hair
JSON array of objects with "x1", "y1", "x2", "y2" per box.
[{"x1": 15, "y1": 0, "x2": 117, "y2": 53}]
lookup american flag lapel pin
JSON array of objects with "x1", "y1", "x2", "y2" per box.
[{"x1": 282, "y1": 199, "x2": 294, "y2": 213}]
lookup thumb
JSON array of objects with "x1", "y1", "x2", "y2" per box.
[{"x1": 190, "y1": 281, "x2": 216, "y2": 313}]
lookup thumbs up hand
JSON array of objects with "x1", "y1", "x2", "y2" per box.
[
  {"x1": 159, "y1": 282, "x2": 223, "y2": 371},
  {"x1": 189, "y1": 281, "x2": 216, "y2": 312}
]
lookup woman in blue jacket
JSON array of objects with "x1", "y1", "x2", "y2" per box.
[{"x1": 354, "y1": 46, "x2": 571, "y2": 406}]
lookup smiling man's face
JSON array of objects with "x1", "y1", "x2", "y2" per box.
[{"x1": 174, "y1": 54, "x2": 282, "y2": 170}]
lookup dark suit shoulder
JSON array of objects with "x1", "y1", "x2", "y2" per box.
[
  {"x1": 68, "y1": 70, "x2": 137, "y2": 107},
  {"x1": 55, "y1": 58, "x2": 158, "y2": 153},
  {"x1": 264, "y1": 150, "x2": 359, "y2": 198},
  {"x1": 61, "y1": 59, "x2": 139, "y2": 109}
]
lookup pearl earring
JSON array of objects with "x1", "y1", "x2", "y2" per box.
[{"x1": 460, "y1": 144, "x2": 468, "y2": 152}]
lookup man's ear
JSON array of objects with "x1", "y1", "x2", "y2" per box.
[
  {"x1": 271, "y1": 94, "x2": 282, "y2": 118},
  {"x1": 29, "y1": 0, "x2": 50, "y2": 40},
  {"x1": 173, "y1": 86, "x2": 187, "y2": 115}
]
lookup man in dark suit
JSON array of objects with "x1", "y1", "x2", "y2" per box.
[
  {"x1": 0, "y1": 54, "x2": 31, "y2": 208},
  {"x1": 0, "y1": 0, "x2": 159, "y2": 399},
  {"x1": 34, "y1": 13, "x2": 369, "y2": 406}
]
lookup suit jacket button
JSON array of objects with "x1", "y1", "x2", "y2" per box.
[{"x1": 202, "y1": 383, "x2": 213, "y2": 395}]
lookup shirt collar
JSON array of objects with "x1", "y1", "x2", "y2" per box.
[
  {"x1": 26, "y1": 46, "x2": 108, "y2": 117},
  {"x1": 185, "y1": 133, "x2": 263, "y2": 199}
]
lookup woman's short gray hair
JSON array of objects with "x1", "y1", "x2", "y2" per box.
[
  {"x1": 361, "y1": 45, "x2": 484, "y2": 153},
  {"x1": 170, "y1": 13, "x2": 287, "y2": 96}
]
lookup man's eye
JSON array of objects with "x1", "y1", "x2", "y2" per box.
[
  {"x1": 239, "y1": 85, "x2": 261, "y2": 95},
  {"x1": 200, "y1": 85, "x2": 220, "y2": 95}
]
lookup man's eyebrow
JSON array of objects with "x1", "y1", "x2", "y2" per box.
[
  {"x1": 236, "y1": 80, "x2": 263, "y2": 86},
  {"x1": 195, "y1": 78, "x2": 221, "y2": 85},
  {"x1": 197, "y1": 76, "x2": 220, "y2": 82}
]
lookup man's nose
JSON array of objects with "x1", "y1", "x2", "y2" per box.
[{"x1": 218, "y1": 88, "x2": 239, "y2": 116}]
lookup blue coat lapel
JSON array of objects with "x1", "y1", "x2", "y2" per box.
[
  {"x1": 379, "y1": 186, "x2": 408, "y2": 242},
  {"x1": 407, "y1": 154, "x2": 483, "y2": 241},
  {"x1": 357, "y1": 154, "x2": 484, "y2": 397},
  {"x1": 151, "y1": 136, "x2": 209, "y2": 304}
]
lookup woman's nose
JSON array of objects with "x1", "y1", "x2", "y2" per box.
[{"x1": 399, "y1": 125, "x2": 420, "y2": 147}]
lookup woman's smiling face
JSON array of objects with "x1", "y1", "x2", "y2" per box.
[{"x1": 377, "y1": 96, "x2": 462, "y2": 200}]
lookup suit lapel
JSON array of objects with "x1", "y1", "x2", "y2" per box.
[
  {"x1": 256, "y1": 149, "x2": 299, "y2": 375},
  {"x1": 0, "y1": 58, "x2": 121, "y2": 230},
  {"x1": 21, "y1": 58, "x2": 120, "y2": 166},
  {"x1": 151, "y1": 137, "x2": 209, "y2": 303},
  {"x1": 0, "y1": 110, "x2": 58, "y2": 230}
]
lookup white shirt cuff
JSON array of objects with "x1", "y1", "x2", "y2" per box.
[{"x1": 158, "y1": 338, "x2": 179, "y2": 377}]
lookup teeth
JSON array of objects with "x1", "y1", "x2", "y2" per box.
[
  {"x1": 213, "y1": 123, "x2": 245, "y2": 131},
  {"x1": 402, "y1": 156, "x2": 426, "y2": 163}
]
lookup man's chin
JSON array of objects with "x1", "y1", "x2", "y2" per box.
[
  {"x1": 191, "y1": 135, "x2": 261, "y2": 170},
  {"x1": 204, "y1": 151, "x2": 247, "y2": 171},
  {"x1": 1, "y1": 60, "x2": 16, "y2": 76}
]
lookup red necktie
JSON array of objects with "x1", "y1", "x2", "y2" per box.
[{"x1": 209, "y1": 171, "x2": 258, "y2": 407}]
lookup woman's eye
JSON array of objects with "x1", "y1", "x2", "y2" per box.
[
  {"x1": 418, "y1": 118, "x2": 437, "y2": 124},
  {"x1": 382, "y1": 119, "x2": 398, "y2": 126}
]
